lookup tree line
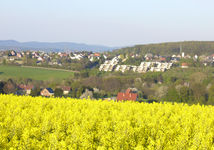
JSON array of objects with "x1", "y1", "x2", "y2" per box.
[{"x1": 113, "y1": 41, "x2": 214, "y2": 56}]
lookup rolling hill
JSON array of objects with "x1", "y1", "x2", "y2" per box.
[
  {"x1": 113, "y1": 41, "x2": 214, "y2": 56},
  {"x1": 0, "y1": 40, "x2": 117, "y2": 52}
]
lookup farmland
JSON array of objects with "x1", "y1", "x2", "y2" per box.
[
  {"x1": 0, "y1": 65, "x2": 74, "y2": 80},
  {"x1": 0, "y1": 95, "x2": 214, "y2": 149}
]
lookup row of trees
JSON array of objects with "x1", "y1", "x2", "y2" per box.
[
  {"x1": 0, "y1": 79, "x2": 87, "y2": 98},
  {"x1": 2, "y1": 64, "x2": 214, "y2": 105},
  {"x1": 164, "y1": 84, "x2": 213, "y2": 105}
]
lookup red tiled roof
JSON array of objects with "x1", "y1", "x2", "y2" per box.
[
  {"x1": 18, "y1": 84, "x2": 34, "y2": 90},
  {"x1": 117, "y1": 92, "x2": 138, "y2": 101},
  {"x1": 18, "y1": 84, "x2": 25, "y2": 89},
  {"x1": 181, "y1": 63, "x2": 189, "y2": 66},
  {"x1": 94, "y1": 53, "x2": 100, "y2": 57},
  {"x1": 126, "y1": 89, "x2": 131, "y2": 94},
  {"x1": 25, "y1": 85, "x2": 34, "y2": 90},
  {"x1": 61, "y1": 86, "x2": 71, "y2": 91},
  {"x1": 160, "y1": 57, "x2": 166, "y2": 61}
]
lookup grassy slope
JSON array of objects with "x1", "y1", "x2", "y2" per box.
[{"x1": 0, "y1": 65, "x2": 74, "y2": 80}]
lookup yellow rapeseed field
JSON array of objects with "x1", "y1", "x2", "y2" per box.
[{"x1": 0, "y1": 95, "x2": 214, "y2": 149}]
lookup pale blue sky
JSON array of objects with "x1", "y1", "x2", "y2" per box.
[{"x1": 0, "y1": 0, "x2": 214, "y2": 46}]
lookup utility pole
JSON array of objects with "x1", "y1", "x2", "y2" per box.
[
  {"x1": 180, "y1": 44, "x2": 182, "y2": 54},
  {"x1": 180, "y1": 44, "x2": 185, "y2": 58}
]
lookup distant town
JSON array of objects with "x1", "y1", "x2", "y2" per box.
[
  {"x1": 1, "y1": 49, "x2": 214, "y2": 72},
  {"x1": 0, "y1": 47, "x2": 214, "y2": 104}
]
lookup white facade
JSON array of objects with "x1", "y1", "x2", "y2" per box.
[
  {"x1": 99, "y1": 57, "x2": 119, "y2": 72},
  {"x1": 100, "y1": 60, "x2": 173, "y2": 73}
]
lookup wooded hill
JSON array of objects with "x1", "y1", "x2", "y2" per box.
[
  {"x1": 0, "y1": 40, "x2": 116, "y2": 52},
  {"x1": 113, "y1": 41, "x2": 214, "y2": 56}
]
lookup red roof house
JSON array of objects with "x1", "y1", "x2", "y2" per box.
[
  {"x1": 117, "y1": 89, "x2": 138, "y2": 102},
  {"x1": 181, "y1": 63, "x2": 189, "y2": 68},
  {"x1": 94, "y1": 53, "x2": 100, "y2": 57},
  {"x1": 160, "y1": 57, "x2": 166, "y2": 62},
  {"x1": 18, "y1": 84, "x2": 34, "y2": 95},
  {"x1": 61, "y1": 86, "x2": 71, "y2": 95}
]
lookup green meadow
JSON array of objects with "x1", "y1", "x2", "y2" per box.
[{"x1": 0, "y1": 65, "x2": 74, "y2": 80}]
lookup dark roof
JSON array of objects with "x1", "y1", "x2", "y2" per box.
[{"x1": 46, "y1": 88, "x2": 54, "y2": 93}]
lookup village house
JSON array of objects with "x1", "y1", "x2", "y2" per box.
[
  {"x1": 176, "y1": 54, "x2": 182, "y2": 58},
  {"x1": 183, "y1": 54, "x2": 191, "y2": 59},
  {"x1": 32, "y1": 52, "x2": 40, "y2": 58},
  {"x1": 181, "y1": 63, "x2": 189, "y2": 68},
  {"x1": 9, "y1": 50, "x2": 17, "y2": 56},
  {"x1": 16, "y1": 52, "x2": 23, "y2": 58},
  {"x1": 37, "y1": 57, "x2": 44, "y2": 61},
  {"x1": 93, "y1": 53, "x2": 100, "y2": 57},
  {"x1": 100, "y1": 59, "x2": 173, "y2": 73},
  {"x1": 117, "y1": 89, "x2": 138, "y2": 102},
  {"x1": 9, "y1": 57, "x2": 15, "y2": 61},
  {"x1": 18, "y1": 84, "x2": 34, "y2": 95},
  {"x1": 88, "y1": 53, "x2": 101, "y2": 62},
  {"x1": 58, "y1": 52, "x2": 69, "y2": 58},
  {"x1": 61, "y1": 86, "x2": 71, "y2": 95},
  {"x1": 144, "y1": 53, "x2": 153, "y2": 60},
  {"x1": 70, "y1": 53, "x2": 84, "y2": 60},
  {"x1": 99, "y1": 57, "x2": 119, "y2": 72},
  {"x1": 36, "y1": 61, "x2": 42, "y2": 65},
  {"x1": 159, "y1": 57, "x2": 166, "y2": 62},
  {"x1": 103, "y1": 55, "x2": 107, "y2": 59},
  {"x1": 40, "y1": 88, "x2": 54, "y2": 97},
  {"x1": 171, "y1": 56, "x2": 180, "y2": 63}
]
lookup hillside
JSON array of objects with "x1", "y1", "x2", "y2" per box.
[
  {"x1": 113, "y1": 41, "x2": 214, "y2": 56},
  {"x1": 0, "y1": 40, "x2": 117, "y2": 52}
]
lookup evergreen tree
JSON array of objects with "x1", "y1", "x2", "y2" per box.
[
  {"x1": 30, "y1": 88, "x2": 41, "y2": 97},
  {"x1": 54, "y1": 88, "x2": 63, "y2": 97},
  {"x1": 208, "y1": 84, "x2": 214, "y2": 105},
  {"x1": 165, "y1": 87, "x2": 180, "y2": 102}
]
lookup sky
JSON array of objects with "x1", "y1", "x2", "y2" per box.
[{"x1": 0, "y1": 0, "x2": 214, "y2": 47}]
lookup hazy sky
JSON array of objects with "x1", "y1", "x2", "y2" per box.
[{"x1": 0, "y1": 0, "x2": 214, "y2": 46}]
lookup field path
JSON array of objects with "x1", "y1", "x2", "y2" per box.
[{"x1": 21, "y1": 65, "x2": 80, "y2": 73}]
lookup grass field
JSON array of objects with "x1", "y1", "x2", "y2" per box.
[{"x1": 0, "y1": 65, "x2": 74, "y2": 80}]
